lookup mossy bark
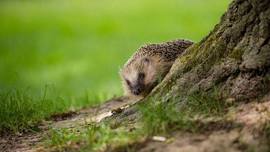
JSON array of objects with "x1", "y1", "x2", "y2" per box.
[
  {"x1": 106, "y1": 1, "x2": 270, "y2": 150},
  {"x1": 148, "y1": 0, "x2": 270, "y2": 102}
]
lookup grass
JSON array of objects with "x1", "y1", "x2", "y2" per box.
[
  {"x1": 46, "y1": 124, "x2": 142, "y2": 152},
  {"x1": 139, "y1": 91, "x2": 227, "y2": 135},
  {"x1": 0, "y1": 89, "x2": 65, "y2": 133},
  {"x1": 0, "y1": 88, "x2": 108, "y2": 134},
  {"x1": 44, "y1": 91, "x2": 228, "y2": 151},
  {"x1": 0, "y1": 0, "x2": 230, "y2": 133}
]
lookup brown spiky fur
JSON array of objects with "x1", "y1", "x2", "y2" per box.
[{"x1": 120, "y1": 39, "x2": 193, "y2": 97}]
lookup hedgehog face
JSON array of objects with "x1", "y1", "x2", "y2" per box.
[{"x1": 121, "y1": 57, "x2": 161, "y2": 97}]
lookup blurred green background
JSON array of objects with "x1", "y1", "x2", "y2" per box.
[
  {"x1": 0, "y1": 0, "x2": 230, "y2": 104},
  {"x1": 0, "y1": 0, "x2": 231, "y2": 132}
]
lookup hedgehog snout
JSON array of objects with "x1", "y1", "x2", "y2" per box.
[
  {"x1": 131, "y1": 84, "x2": 144, "y2": 95},
  {"x1": 132, "y1": 86, "x2": 142, "y2": 95}
]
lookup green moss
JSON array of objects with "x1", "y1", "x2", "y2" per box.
[
  {"x1": 264, "y1": 122, "x2": 270, "y2": 148},
  {"x1": 180, "y1": 37, "x2": 227, "y2": 75},
  {"x1": 229, "y1": 48, "x2": 244, "y2": 60}
]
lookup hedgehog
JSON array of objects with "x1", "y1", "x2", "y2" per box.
[{"x1": 120, "y1": 39, "x2": 193, "y2": 97}]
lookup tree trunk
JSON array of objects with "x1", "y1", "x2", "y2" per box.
[
  {"x1": 107, "y1": 1, "x2": 270, "y2": 150},
  {"x1": 149, "y1": 0, "x2": 270, "y2": 102}
]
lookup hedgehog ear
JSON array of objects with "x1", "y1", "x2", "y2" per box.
[{"x1": 142, "y1": 57, "x2": 150, "y2": 65}]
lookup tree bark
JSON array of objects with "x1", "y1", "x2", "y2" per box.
[
  {"x1": 107, "y1": 1, "x2": 270, "y2": 151},
  {"x1": 148, "y1": 0, "x2": 270, "y2": 102}
]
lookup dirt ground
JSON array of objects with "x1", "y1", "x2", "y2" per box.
[
  {"x1": 0, "y1": 97, "x2": 137, "y2": 152},
  {"x1": 1, "y1": 96, "x2": 269, "y2": 152}
]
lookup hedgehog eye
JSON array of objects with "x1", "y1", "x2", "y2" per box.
[
  {"x1": 125, "y1": 79, "x2": 131, "y2": 86},
  {"x1": 143, "y1": 58, "x2": 150, "y2": 64},
  {"x1": 138, "y1": 73, "x2": 145, "y2": 80}
]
